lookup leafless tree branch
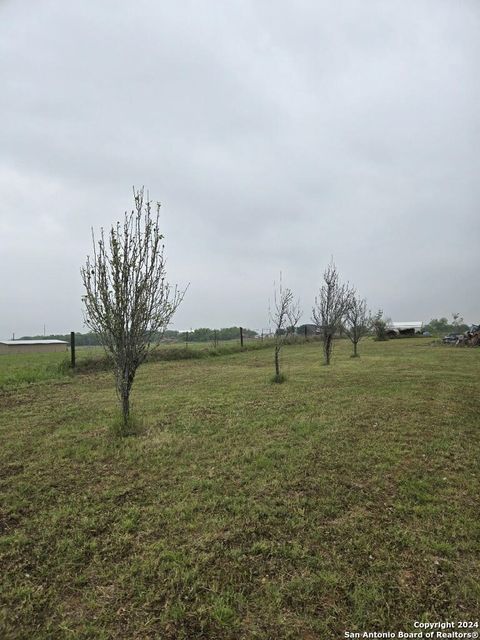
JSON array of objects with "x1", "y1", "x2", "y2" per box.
[
  {"x1": 312, "y1": 260, "x2": 353, "y2": 365},
  {"x1": 343, "y1": 293, "x2": 370, "y2": 357},
  {"x1": 270, "y1": 274, "x2": 301, "y2": 381}
]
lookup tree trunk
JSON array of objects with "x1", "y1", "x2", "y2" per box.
[
  {"x1": 324, "y1": 334, "x2": 332, "y2": 365},
  {"x1": 353, "y1": 341, "x2": 358, "y2": 357},
  {"x1": 121, "y1": 390, "x2": 130, "y2": 425},
  {"x1": 275, "y1": 345, "x2": 280, "y2": 377},
  {"x1": 116, "y1": 366, "x2": 134, "y2": 431}
]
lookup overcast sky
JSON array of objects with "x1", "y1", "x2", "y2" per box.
[{"x1": 0, "y1": 0, "x2": 478, "y2": 338}]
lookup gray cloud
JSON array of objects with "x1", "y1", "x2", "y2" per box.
[{"x1": 0, "y1": 0, "x2": 479, "y2": 338}]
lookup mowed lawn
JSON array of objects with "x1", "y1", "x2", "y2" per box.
[{"x1": 0, "y1": 339, "x2": 479, "y2": 639}]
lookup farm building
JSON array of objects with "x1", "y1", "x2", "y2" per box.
[
  {"x1": 386, "y1": 322, "x2": 423, "y2": 337},
  {"x1": 0, "y1": 340, "x2": 69, "y2": 355}
]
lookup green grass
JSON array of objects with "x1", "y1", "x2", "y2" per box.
[
  {"x1": 0, "y1": 339, "x2": 270, "y2": 389},
  {"x1": 0, "y1": 351, "x2": 71, "y2": 389},
  {"x1": 0, "y1": 338, "x2": 479, "y2": 638},
  {"x1": 74, "y1": 338, "x2": 278, "y2": 375}
]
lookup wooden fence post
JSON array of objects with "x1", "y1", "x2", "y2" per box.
[
  {"x1": 240, "y1": 326, "x2": 244, "y2": 348},
  {"x1": 70, "y1": 331, "x2": 76, "y2": 369}
]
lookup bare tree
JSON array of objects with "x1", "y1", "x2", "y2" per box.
[
  {"x1": 344, "y1": 293, "x2": 370, "y2": 357},
  {"x1": 312, "y1": 260, "x2": 352, "y2": 365},
  {"x1": 270, "y1": 275, "x2": 301, "y2": 382},
  {"x1": 81, "y1": 188, "x2": 185, "y2": 432}
]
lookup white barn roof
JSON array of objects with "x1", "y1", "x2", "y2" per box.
[
  {"x1": 387, "y1": 322, "x2": 423, "y2": 330},
  {"x1": 0, "y1": 340, "x2": 68, "y2": 345}
]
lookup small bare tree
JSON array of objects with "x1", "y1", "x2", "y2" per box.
[
  {"x1": 81, "y1": 188, "x2": 185, "y2": 432},
  {"x1": 344, "y1": 293, "x2": 370, "y2": 357},
  {"x1": 270, "y1": 276, "x2": 301, "y2": 383},
  {"x1": 312, "y1": 260, "x2": 352, "y2": 365}
]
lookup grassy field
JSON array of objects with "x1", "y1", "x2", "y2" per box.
[
  {"x1": 0, "y1": 338, "x2": 479, "y2": 638},
  {"x1": 0, "y1": 350, "x2": 71, "y2": 389},
  {"x1": 0, "y1": 340, "x2": 261, "y2": 389}
]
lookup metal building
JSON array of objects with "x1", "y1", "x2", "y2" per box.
[{"x1": 0, "y1": 340, "x2": 69, "y2": 355}]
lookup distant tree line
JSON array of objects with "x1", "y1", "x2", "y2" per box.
[
  {"x1": 19, "y1": 326, "x2": 258, "y2": 346},
  {"x1": 21, "y1": 317, "x2": 471, "y2": 352},
  {"x1": 19, "y1": 332, "x2": 102, "y2": 346},
  {"x1": 178, "y1": 327, "x2": 257, "y2": 342},
  {"x1": 423, "y1": 315, "x2": 470, "y2": 336}
]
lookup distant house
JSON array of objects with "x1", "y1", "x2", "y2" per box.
[
  {"x1": 386, "y1": 322, "x2": 423, "y2": 337},
  {"x1": 0, "y1": 340, "x2": 69, "y2": 355}
]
